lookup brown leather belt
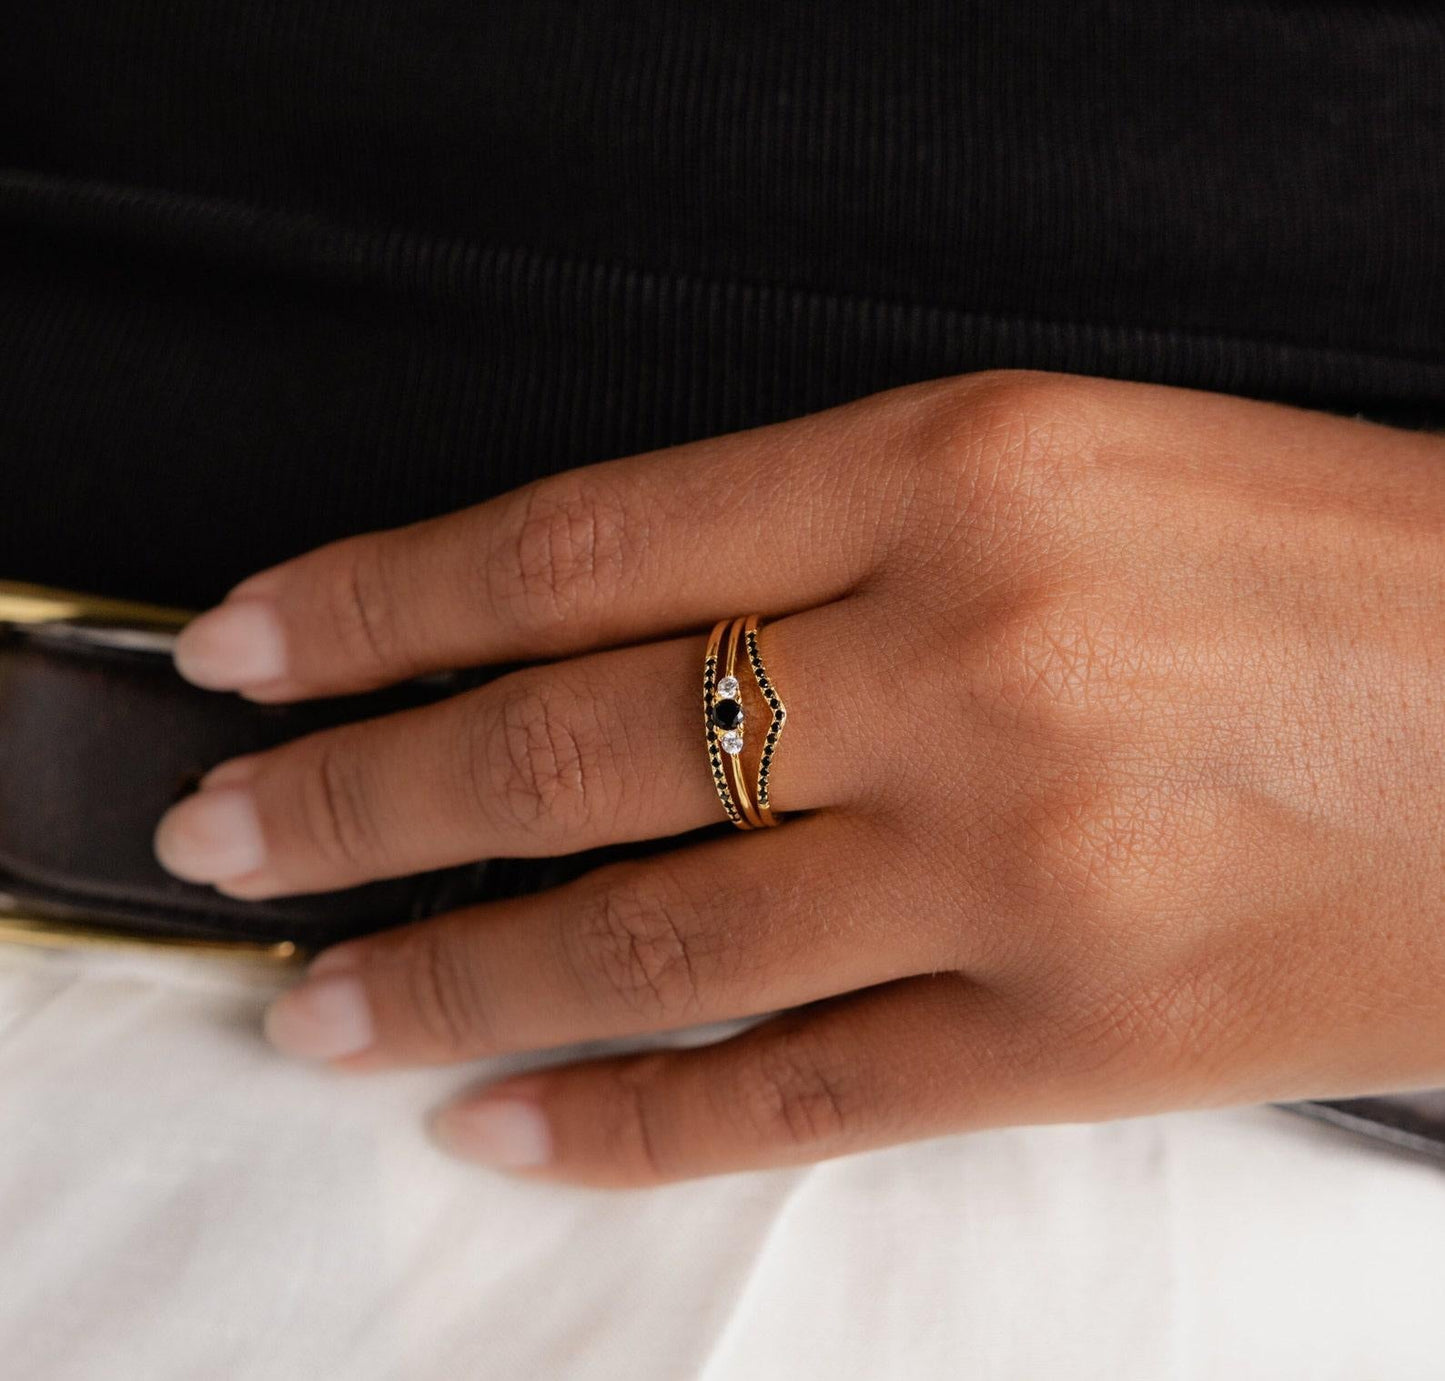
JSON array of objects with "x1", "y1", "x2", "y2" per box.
[
  {"x1": 1, "y1": 579, "x2": 1441, "y2": 1162},
  {"x1": 0, "y1": 579, "x2": 629, "y2": 957},
  {"x1": 0, "y1": 580, "x2": 491, "y2": 960}
]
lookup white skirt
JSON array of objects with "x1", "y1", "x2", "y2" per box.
[{"x1": 1, "y1": 942, "x2": 1440, "y2": 1381}]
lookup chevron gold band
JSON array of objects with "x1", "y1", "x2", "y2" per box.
[
  {"x1": 702, "y1": 615, "x2": 788, "y2": 830},
  {"x1": 742, "y1": 614, "x2": 787, "y2": 826}
]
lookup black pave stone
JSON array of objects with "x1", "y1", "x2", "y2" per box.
[{"x1": 712, "y1": 697, "x2": 743, "y2": 729}]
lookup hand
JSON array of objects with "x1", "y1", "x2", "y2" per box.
[{"x1": 154, "y1": 371, "x2": 1445, "y2": 1187}]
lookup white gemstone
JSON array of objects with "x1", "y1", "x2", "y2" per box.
[
  {"x1": 720, "y1": 730, "x2": 744, "y2": 755},
  {"x1": 716, "y1": 675, "x2": 740, "y2": 699}
]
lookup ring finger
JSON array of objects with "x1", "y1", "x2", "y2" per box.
[
  {"x1": 263, "y1": 811, "x2": 973, "y2": 1068},
  {"x1": 154, "y1": 600, "x2": 876, "y2": 898}
]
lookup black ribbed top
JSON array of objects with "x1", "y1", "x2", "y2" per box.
[{"x1": 2, "y1": 2, "x2": 1441, "y2": 604}]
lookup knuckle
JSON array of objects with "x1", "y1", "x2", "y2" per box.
[
  {"x1": 397, "y1": 926, "x2": 493, "y2": 1054},
  {"x1": 1049, "y1": 961, "x2": 1258, "y2": 1093},
  {"x1": 324, "y1": 540, "x2": 404, "y2": 677},
  {"x1": 975, "y1": 600, "x2": 1251, "y2": 963},
  {"x1": 1011, "y1": 781, "x2": 1161, "y2": 930},
  {"x1": 464, "y1": 678, "x2": 613, "y2": 838},
  {"x1": 975, "y1": 599, "x2": 1124, "y2": 731},
  {"x1": 906, "y1": 370, "x2": 1103, "y2": 521},
  {"x1": 567, "y1": 869, "x2": 705, "y2": 1024},
  {"x1": 962, "y1": 367, "x2": 1097, "y2": 421},
  {"x1": 298, "y1": 737, "x2": 383, "y2": 873},
  {"x1": 1000, "y1": 764, "x2": 1215, "y2": 965},
  {"x1": 728, "y1": 1025, "x2": 853, "y2": 1152},
  {"x1": 487, "y1": 472, "x2": 637, "y2": 639},
  {"x1": 598, "y1": 1055, "x2": 673, "y2": 1184},
  {"x1": 957, "y1": 598, "x2": 1178, "y2": 957}
]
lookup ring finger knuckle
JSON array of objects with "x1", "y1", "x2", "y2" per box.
[
  {"x1": 567, "y1": 869, "x2": 705, "y2": 1025},
  {"x1": 395, "y1": 925, "x2": 493, "y2": 1055},
  {"x1": 297, "y1": 737, "x2": 383, "y2": 874}
]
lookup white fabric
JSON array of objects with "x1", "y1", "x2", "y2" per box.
[{"x1": 1, "y1": 942, "x2": 1441, "y2": 1381}]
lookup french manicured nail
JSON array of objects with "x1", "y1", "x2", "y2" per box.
[
  {"x1": 433, "y1": 1098, "x2": 554, "y2": 1169},
  {"x1": 264, "y1": 974, "x2": 374, "y2": 1061},
  {"x1": 153, "y1": 787, "x2": 267, "y2": 883},
  {"x1": 173, "y1": 599, "x2": 287, "y2": 690}
]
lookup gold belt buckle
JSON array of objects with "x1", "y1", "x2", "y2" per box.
[
  {"x1": 0, "y1": 579, "x2": 303, "y2": 965},
  {"x1": 0, "y1": 910, "x2": 300, "y2": 963}
]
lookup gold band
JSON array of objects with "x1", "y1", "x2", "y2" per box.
[
  {"x1": 742, "y1": 614, "x2": 787, "y2": 827},
  {"x1": 702, "y1": 614, "x2": 788, "y2": 830},
  {"x1": 720, "y1": 617, "x2": 764, "y2": 828},
  {"x1": 703, "y1": 619, "x2": 744, "y2": 826}
]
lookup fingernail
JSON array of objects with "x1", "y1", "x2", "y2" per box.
[
  {"x1": 173, "y1": 599, "x2": 287, "y2": 690},
  {"x1": 264, "y1": 974, "x2": 374, "y2": 1061},
  {"x1": 434, "y1": 1098, "x2": 553, "y2": 1169},
  {"x1": 154, "y1": 787, "x2": 267, "y2": 883}
]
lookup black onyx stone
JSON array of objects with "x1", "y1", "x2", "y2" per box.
[{"x1": 712, "y1": 697, "x2": 743, "y2": 730}]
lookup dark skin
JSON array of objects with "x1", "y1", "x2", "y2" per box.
[{"x1": 153, "y1": 371, "x2": 1445, "y2": 1187}]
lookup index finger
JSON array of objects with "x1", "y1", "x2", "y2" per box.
[{"x1": 172, "y1": 384, "x2": 922, "y2": 701}]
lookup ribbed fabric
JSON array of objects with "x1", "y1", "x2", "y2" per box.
[{"x1": 1, "y1": 2, "x2": 1441, "y2": 605}]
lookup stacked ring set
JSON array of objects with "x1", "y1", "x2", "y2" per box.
[{"x1": 702, "y1": 615, "x2": 788, "y2": 830}]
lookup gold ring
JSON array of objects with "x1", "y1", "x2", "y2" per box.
[{"x1": 703, "y1": 615, "x2": 788, "y2": 830}]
